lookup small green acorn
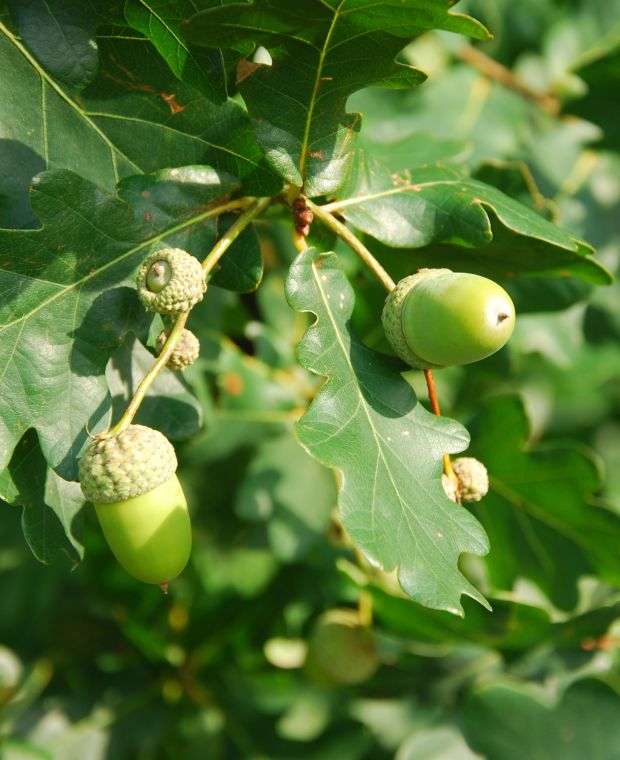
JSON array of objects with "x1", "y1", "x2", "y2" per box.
[
  {"x1": 304, "y1": 609, "x2": 379, "y2": 686},
  {"x1": 452, "y1": 457, "x2": 489, "y2": 503},
  {"x1": 156, "y1": 328, "x2": 200, "y2": 371},
  {"x1": 136, "y1": 248, "x2": 206, "y2": 315},
  {"x1": 382, "y1": 269, "x2": 515, "y2": 369},
  {"x1": 79, "y1": 425, "x2": 192, "y2": 585}
]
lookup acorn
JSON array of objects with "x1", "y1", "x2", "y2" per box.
[
  {"x1": 79, "y1": 425, "x2": 191, "y2": 585},
  {"x1": 382, "y1": 269, "x2": 515, "y2": 369},
  {"x1": 452, "y1": 457, "x2": 489, "y2": 502},
  {"x1": 303, "y1": 609, "x2": 379, "y2": 686},
  {"x1": 156, "y1": 328, "x2": 200, "y2": 371},
  {"x1": 136, "y1": 248, "x2": 206, "y2": 315}
]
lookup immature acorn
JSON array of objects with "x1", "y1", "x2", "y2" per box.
[
  {"x1": 156, "y1": 328, "x2": 200, "y2": 371},
  {"x1": 452, "y1": 457, "x2": 489, "y2": 503},
  {"x1": 137, "y1": 248, "x2": 206, "y2": 315},
  {"x1": 79, "y1": 425, "x2": 192, "y2": 585},
  {"x1": 382, "y1": 269, "x2": 515, "y2": 369},
  {"x1": 303, "y1": 608, "x2": 379, "y2": 686}
]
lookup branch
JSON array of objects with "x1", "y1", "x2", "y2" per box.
[{"x1": 458, "y1": 45, "x2": 561, "y2": 115}]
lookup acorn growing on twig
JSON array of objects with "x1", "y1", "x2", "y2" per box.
[{"x1": 137, "y1": 248, "x2": 206, "y2": 315}]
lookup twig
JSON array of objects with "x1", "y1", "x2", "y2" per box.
[
  {"x1": 307, "y1": 199, "x2": 396, "y2": 293},
  {"x1": 458, "y1": 45, "x2": 560, "y2": 115}
]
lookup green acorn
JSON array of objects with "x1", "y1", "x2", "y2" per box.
[
  {"x1": 79, "y1": 425, "x2": 192, "y2": 585},
  {"x1": 136, "y1": 248, "x2": 206, "y2": 315},
  {"x1": 382, "y1": 269, "x2": 515, "y2": 369},
  {"x1": 156, "y1": 328, "x2": 200, "y2": 371},
  {"x1": 452, "y1": 457, "x2": 489, "y2": 503},
  {"x1": 304, "y1": 609, "x2": 379, "y2": 686}
]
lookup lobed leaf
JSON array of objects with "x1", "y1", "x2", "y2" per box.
[
  {"x1": 286, "y1": 248, "x2": 490, "y2": 614},
  {"x1": 183, "y1": 0, "x2": 490, "y2": 196},
  {"x1": 335, "y1": 155, "x2": 612, "y2": 284}
]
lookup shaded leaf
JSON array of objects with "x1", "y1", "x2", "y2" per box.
[
  {"x1": 467, "y1": 395, "x2": 620, "y2": 609},
  {"x1": 0, "y1": 430, "x2": 84, "y2": 564},
  {"x1": 464, "y1": 678, "x2": 620, "y2": 760},
  {"x1": 106, "y1": 335, "x2": 202, "y2": 441},
  {"x1": 235, "y1": 432, "x2": 336, "y2": 562},
  {"x1": 183, "y1": 0, "x2": 489, "y2": 196},
  {"x1": 0, "y1": 169, "x2": 232, "y2": 484},
  {"x1": 124, "y1": 0, "x2": 228, "y2": 102},
  {"x1": 0, "y1": 25, "x2": 280, "y2": 197},
  {"x1": 286, "y1": 248, "x2": 489, "y2": 614},
  {"x1": 119, "y1": 165, "x2": 263, "y2": 292},
  {"x1": 9, "y1": 0, "x2": 101, "y2": 88}
]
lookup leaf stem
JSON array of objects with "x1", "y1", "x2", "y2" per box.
[
  {"x1": 307, "y1": 199, "x2": 396, "y2": 293},
  {"x1": 107, "y1": 312, "x2": 189, "y2": 437},
  {"x1": 202, "y1": 196, "x2": 271, "y2": 276},
  {"x1": 457, "y1": 45, "x2": 560, "y2": 115}
]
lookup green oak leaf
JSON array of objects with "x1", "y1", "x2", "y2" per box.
[
  {"x1": 183, "y1": 0, "x2": 490, "y2": 196},
  {"x1": 464, "y1": 678, "x2": 620, "y2": 760},
  {"x1": 466, "y1": 395, "x2": 620, "y2": 610},
  {"x1": 0, "y1": 430, "x2": 84, "y2": 564},
  {"x1": 119, "y1": 166, "x2": 264, "y2": 292},
  {"x1": 286, "y1": 248, "x2": 490, "y2": 614},
  {"x1": 0, "y1": 22, "x2": 280, "y2": 216},
  {"x1": 8, "y1": 0, "x2": 101, "y2": 88},
  {"x1": 334, "y1": 155, "x2": 612, "y2": 284},
  {"x1": 124, "y1": 0, "x2": 228, "y2": 102},
  {"x1": 0, "y1": 169, "x2": 235, "y2": 484}
]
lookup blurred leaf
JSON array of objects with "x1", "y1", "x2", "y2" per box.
[
  {"x1": 235, "y1": 433, "x2": 336, "y2": 562},
  {"x1": 371, "y1": 586, "x2": 620, "y2": 652},
  {"x1": 467, "y1": 396, "x2": 620, "y2": 609},
  {"x1": 183, "y1": 0, "x2": 489, "y2": 196},
  {"x1": 397, "y1": 725, "x2": 482, "y2": 760},
  {"x1": 286, "y1": 248, "x2": 489, "y2": 614},
  {"x1": 464, "y1": 677, "x2": 620, "y2": 760}
]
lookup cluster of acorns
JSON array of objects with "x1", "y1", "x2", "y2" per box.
[
  {"x1": 78, "y1": 244, "x2": 514, "y2": 587},
  {"x1": 79, "y1": 248, "x2": 206, "y2": 588}
]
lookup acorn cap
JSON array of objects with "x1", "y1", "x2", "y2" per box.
[
  {"x1": 452, "y1": 457, "x2": 489, "y2": 502},
  {"x1": 79, "y1": 425, "x2": 177, "y2": 504},
  {"x1": 156, "y1": 328, "x2": 200, "y2": 371},
  {"x1": 381, "y1": 269, "x2": 451, "y2": 369},
  {"x1": 137, "y1": 248, "x2": 206, "y2": 315}
]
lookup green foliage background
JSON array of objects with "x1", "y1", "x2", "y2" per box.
[{"x1": 1, "y1": 0, "x2": 620, "y2": 757}]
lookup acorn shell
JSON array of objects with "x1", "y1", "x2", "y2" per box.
[{"x1": 95, "y1": 473, "x2": 191, "y2": 584}]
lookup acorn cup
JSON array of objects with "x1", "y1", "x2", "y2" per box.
[
  {"x1": 136, "y1": 248, "x2": 206, "y2": 315},
  {"x1": 156, "y1": 328, "x2": 200, "y2": 371},
  {"x1": 79, "y1": 425, "x2": 192, "y2": 585},
  {"x1": 382, "y1": 268, "x2": 515, "y2": 369}
]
